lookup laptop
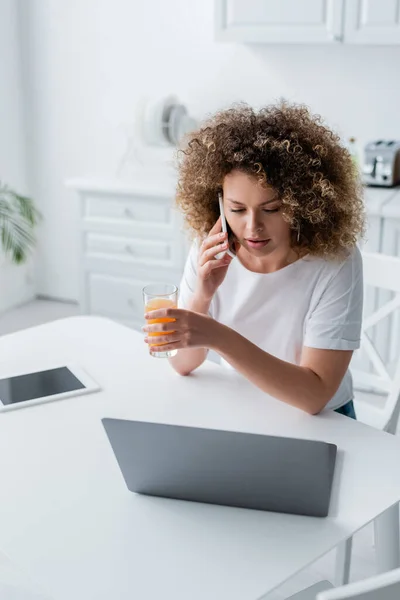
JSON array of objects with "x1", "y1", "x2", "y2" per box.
[{"x1": 102, "y1": 418, "x2": 337, "y2": 517}]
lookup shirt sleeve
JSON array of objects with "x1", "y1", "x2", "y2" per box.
[
  {"x1": 304, "y1": 247, "x2": 363, "y2": 351},
  {"x1": 178, "y1": 240, "x2": 200, "y2": 309}
]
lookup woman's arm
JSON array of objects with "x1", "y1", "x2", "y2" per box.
[
  {"x1": 168, "y1": 294, "x2": 211, "y2": 375},
  {"x1": 213, "y1": 322, "x2": 352, "y2": 414},
  {"x1": 168, "y1": 219, "x2": 233, "y2": 376},
  {"x1": 144, "y1": 309, "x2": 352, "y2": 414}
]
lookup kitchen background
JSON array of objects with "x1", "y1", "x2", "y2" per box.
[
  {"x1": 2, "y1": 1, "x2": 400, "y2": 594},
  {"x1": 2, "y1": 0, "x2": 400, "y2": 320}
]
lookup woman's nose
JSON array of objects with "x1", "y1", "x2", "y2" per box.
[{"x1": 247, "y1": 213, "x2": 264, "y2": 233}]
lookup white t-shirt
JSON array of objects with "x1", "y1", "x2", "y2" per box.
[{"x1": 178, "y1": 241, "x2": 363, "y2": 410}]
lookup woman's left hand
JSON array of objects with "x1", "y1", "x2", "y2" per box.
[{"x1": 143, "y1": 308, "x2": 218, "y2": 354}]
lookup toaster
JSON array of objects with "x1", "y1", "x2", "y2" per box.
[{"x1": 363, "y1": 140, "x2": 400, "y2": 187}]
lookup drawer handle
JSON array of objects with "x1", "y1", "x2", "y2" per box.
[
  {"x1": 124, "y1": 208, "x2": 134, "y2": 219},
  {"x1": 125, "y1": 245, "x2": 134, "y2": 254}
]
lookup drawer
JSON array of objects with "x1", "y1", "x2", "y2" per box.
[
  {"x1": 83, "y1": 193, "x2": 172, "y2": 225},
  {"x1": 88, "y1": 273, "x2": 150, "y2": 321},
  {"x1": 85, "y1": 233, "x2": 172, "y2": 263}
]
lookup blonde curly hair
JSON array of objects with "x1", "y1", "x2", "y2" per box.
[{"x1": 176, "y1": 101, "x2": 365, "y2": 257}]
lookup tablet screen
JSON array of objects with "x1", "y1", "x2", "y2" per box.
[{"x1": 0, "y1": 367, "x2": 86, "y2": 406}]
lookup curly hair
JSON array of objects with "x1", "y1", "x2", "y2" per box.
[{"x1": 176, "y1": 101, "x2": 365, "y2": 257}]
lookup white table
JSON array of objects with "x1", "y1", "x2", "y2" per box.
[{"x1": 1, "y1": 316, "x2": 400, "y2": 600}]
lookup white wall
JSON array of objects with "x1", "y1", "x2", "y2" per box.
[
  {"x1": 20, "y1": 0, "x2": 400, "y2": 301},
  {"x1": 0, "y1": 0, "x2": 35, "y2": 312}
]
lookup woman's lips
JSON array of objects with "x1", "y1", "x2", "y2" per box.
[{"x1": 246, "y1": 239, "x2": 270, "y2": 249}]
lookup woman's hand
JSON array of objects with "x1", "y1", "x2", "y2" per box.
[
  {"x1": 143, "y1": 308, "x2": 220, "y2": 354},
  {"x1": 196, "y1": 217, "x2": 234, "y2": 302}
]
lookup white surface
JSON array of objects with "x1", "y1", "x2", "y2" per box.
[
  {"x1": 344, "y1": 0, "x2": 400, "y2": 45},
  {"x1": 0, "y1": 300, "x2": 383, "y2": 598},
  {"x1": 0, "y1": 548, "x2": 52, "y2": 600},
  {"x1": 287, "y1": 581, "x2": 333, "y2": 600},
  {"x1": 65, "y1": 175, "x2": 176, "y2": 197},
  {"x1": 363, "y1": 187, "x2": 399, "y2": 219},
  {"x1": 1, "y1": 316, "x2": 400, "y2": 600},
  {"x1": 69, "y1": 178, "x2": 187, "y2": 329},
  {"x1": 216, "y1": 0, "x2": 400, "y2": 44},
  {"x1": 0, "y1": 299, "x2": 79, "y2": 337},
  {"x1": 381, "y1": 189, "x2": 400, "y2": 220},
  {"x1": 318, "y1": 567, "x2": 400, "y2": 599},
  {"x1": 352, "y1": 252, "x2": 400, "y2": 432},
  {"x1": 0, "y1": 362, "x2": 100, "y2": 413},
  {"x1": 18, "y1": 1, "x2": 400, "y2": 301},
  {"x1": 0, "y1": 257, "x2": 35, "y2": 315},
  {"x1": 215, "y1": 0, "x2": 344, "y2": 43},
  {"x1": 356, "y1": 188, "x2": 400, "y2": 376}
]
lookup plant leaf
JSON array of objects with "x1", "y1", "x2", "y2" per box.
[{"x1": 0, "y1": 182, "x2": 40, "y2": 264}]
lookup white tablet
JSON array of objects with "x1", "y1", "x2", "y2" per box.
[{"x1": 0, "y1": 364, "x2": 100, "y2": 412}]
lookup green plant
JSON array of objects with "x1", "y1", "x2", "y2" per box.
[{"x1": 0, "y1": 181, "x2": 41, "y2": 264}]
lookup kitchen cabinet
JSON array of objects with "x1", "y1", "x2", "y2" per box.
[
  {"x1": 344, "y1": 0, "x2": 400, "y2": 45},
  {"x1": 67, "y1": 176, "x2": 188, "y2": 332},
  {"x1": 215, "y1": 0, "x2": 400, "y2": 45}
]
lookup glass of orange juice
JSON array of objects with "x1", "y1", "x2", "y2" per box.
[{"x1": 143, "y1": 283, "x2": 178, "y2": 358}]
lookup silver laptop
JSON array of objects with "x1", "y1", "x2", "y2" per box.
[{"x1": 102, "y1": 418, "x2": 337, "y2": 517}]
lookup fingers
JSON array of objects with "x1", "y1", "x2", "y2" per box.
[
  {"x1": 144, "y1": 333, "x2": 181, "y2": 347},
  {"x1": 208, "y1": 216, "x2": 222, "y2": 236},
  {"x1": 143, "y1": 321, "x2": 177, "y2": 333},
  {"x1": 200, "y1": 231, "x2": 227, "y2": 251},
  {"x1": 199, "y1": 238, "x2": 229, "y2": 266},
  {"x1": 146, "y1": 341, "x2": 180, "y2": 353},
  {"x1": 144, "y1": 308, "x2": 183, "y2": 321},
  {"x1": 201, "y1": 254, "x2": 232, "y2": 276}
]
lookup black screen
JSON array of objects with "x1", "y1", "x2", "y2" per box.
[{"x1": 0, "y1": 367, "x2": 85, "y2": 405}]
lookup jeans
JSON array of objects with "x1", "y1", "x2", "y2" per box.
[{"x1": 334, "y1": 399, "x2": 356, "y2": 420}]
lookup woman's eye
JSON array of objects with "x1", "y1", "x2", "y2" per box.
[{"x1": 230, "y1": 207, "x2": 280, "y2": 214}]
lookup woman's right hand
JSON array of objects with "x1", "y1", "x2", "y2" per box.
[{"x1": 196, "y1": 217, "x2": 234, "y2": 302}]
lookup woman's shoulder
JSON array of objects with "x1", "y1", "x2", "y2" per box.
[
  {"x1": 300, "y1": 246, "x2": 362, "y2": 298},
  {"x1": 303, "y1": 245, "x2": 362, "y2": 274}
]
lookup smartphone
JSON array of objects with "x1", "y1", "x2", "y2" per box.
[{"x1": 218, "y1": 192, "x2": 236, "y2": 259}]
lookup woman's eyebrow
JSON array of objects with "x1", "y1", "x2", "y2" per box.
[{"x1": 226, "y1": 197, "x2": 280, "y2": 206}]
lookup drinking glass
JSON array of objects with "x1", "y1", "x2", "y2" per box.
[{"x1": 143, "y1": 283, "x2": 178, "y2": 358}]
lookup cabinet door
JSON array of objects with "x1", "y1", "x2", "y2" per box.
[
  {"x1": 215, "y1": 0, "x2": 344, "y2": 43},
  {"x1": 344, "y1": 0, "x2": 400, "y2": 44}
]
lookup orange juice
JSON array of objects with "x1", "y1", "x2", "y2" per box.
[{"x1": 145, "y1": 297, "x2": 177, "y2": 347}]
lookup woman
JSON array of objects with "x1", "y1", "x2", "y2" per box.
[{"x1": 143, "y1": 102, "x2": 365, "y2": 416}]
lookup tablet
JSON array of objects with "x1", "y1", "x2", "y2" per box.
[{"x1": 0, "y1": 364, "x2": 100, "y2": 412}]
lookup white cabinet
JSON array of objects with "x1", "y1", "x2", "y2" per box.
[
  {"x1": 215, "y1": 0, "x2": 343, "y2": 43},
  {"x1": 67, "y1": 177, "x2": 188, "y2": 331},
  {"x1": 344, "y1": 0, "x2": 400, "y2": 44},
  {"x1": 215, "y1": 0, "x2": 400, "y2": 44}
]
